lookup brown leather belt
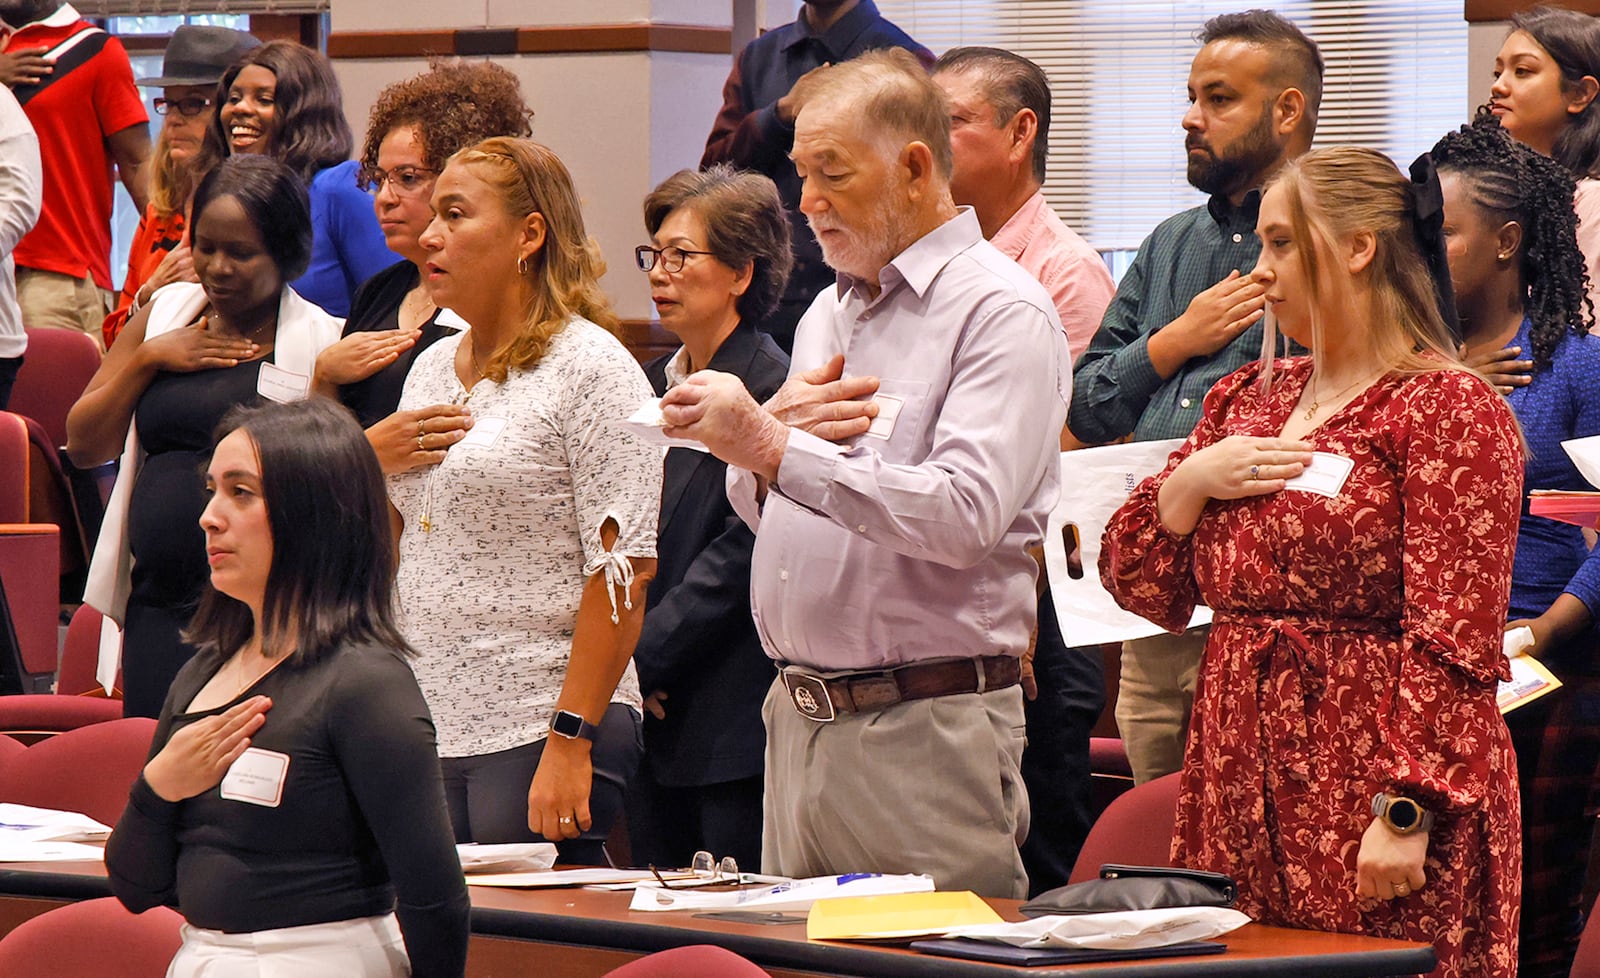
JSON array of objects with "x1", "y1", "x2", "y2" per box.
[{"x1": 779, "y1": 655, "x2": 1020, "y2": 722}]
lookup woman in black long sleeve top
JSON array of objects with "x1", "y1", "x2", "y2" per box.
[{"x1": 106, "y1": 397, "x2": 469, "y2": 978}]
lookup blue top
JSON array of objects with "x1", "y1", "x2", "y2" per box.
[
  {"x1": 289, "y1": 160, "x2": 400, "y2": 318},
  {"x1": 1505, "y1": 317, "x2": 1600, "y2": 629}
]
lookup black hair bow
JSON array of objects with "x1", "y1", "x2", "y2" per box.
[{"x1": 1408, "y1": 153, "x2": 1462, "y2": 345}]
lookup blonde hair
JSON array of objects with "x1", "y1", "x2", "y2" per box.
[
  {"x1": 149, "y1": 127, "x2": 204, "y2": 217},
  {"x1": 1259, "y1": 146, "x2": 1463, "y2": 389},
  {"x1": 448, "y1": 137, "x2": 617, "y2": 380}
]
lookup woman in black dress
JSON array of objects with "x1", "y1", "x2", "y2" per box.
[
  {"x1": 69, "y1": 156, "x2": 343, "y2": 718},
  {"x1": 312, "y1": 60, "x2": 532, "y2": 473}
]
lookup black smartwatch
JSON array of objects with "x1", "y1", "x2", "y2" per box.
[
  {"x1": 549, "y1": 709, "x2": 599, "y2": 742},
  {"x1": 1371, "y1": 792, "x2": 1435, "y2": 835}
]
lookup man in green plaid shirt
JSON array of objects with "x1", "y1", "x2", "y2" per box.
[{"x1": 1067, "y1": 10, "x2": 1322, "y2": 784}]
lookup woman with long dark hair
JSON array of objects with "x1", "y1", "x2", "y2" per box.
[
  {"x1": 206, "y1": 40, "x2": 397, "y2": 316},
  {"x1": 1488, "y1": 5, "x2": 1600, "y2": 314},
  {"x1": 69, "y1": 155, "x2": 343, "y2": 718},
  {"x1": 1434, "y1": 114, "x2": 1600, "y2": 978},
  {"x1": 107, "y1": 397, "x2": 469, "y2": 978}
]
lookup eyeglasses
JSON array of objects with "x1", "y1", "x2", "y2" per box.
[
  {"x1": 635, "y1": 245, "x2": 716, "y2": 274},
  {"x1": 648, "y1": 851, "x2": 743, "y2": 890},
  {"x1": 153, "y1": 96, "x2": 213, "y2": 118},
  {"x1": 357, "y1": 164, "x2": 439, "y2": 197}
]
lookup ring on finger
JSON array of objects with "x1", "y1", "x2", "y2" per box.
[
  {"x1": 417, "y1": 420, "x2": 425, "y2": 439},
  {"x1": 1249, "y1": 464, "x2": 1260, "y2": 480},
  {"x1": 417, "y1": 434, "x2": 426, "y2": 452},
  {"x1": 1394, "y1": 881, "x2": 1411, "y2": 896},
  {"x1": 559, "y1": 815, "x2": 574, "y2": 825}
]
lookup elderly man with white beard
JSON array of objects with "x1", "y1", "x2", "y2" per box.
[{"x1": 659, "y1": 48, "x2": 1070, "y2": 899}]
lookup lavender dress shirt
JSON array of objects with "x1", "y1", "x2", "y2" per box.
[{"x1": 729, "y1": 209, "x2": 1070, "y2": 672}]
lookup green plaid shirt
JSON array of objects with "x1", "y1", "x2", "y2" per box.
[{"x1": 1068, "y1": 190, "x2": 1266, "y2": 444}]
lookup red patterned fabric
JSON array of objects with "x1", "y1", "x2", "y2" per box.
[{"x1": 1102, "y1": 358, "x2": 1522, "y2": 978}]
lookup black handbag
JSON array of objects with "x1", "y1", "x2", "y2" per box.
[{"x1": 1019, "y1": 864, "x2": 1238, "y2": 917}]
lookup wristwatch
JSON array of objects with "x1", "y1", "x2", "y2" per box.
[
  {"x1": 549, "y1": 709, "x2": 599, "y2": 742},
  {"x1": 1371, "y1": 792, "x2": 1435, "y2": 835}
]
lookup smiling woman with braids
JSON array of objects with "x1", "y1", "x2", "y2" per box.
[{"x1": 1433, "y1": 114, "x2": 1600, "y2": 978}]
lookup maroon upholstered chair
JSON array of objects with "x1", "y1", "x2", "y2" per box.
[
  {"x1": 0, "y1": 696, "x2": 125, "y2": 742},
  {"x1": 0, "y1": 897, "x2": 182, "y2": 978},
  {"x1": 0, "y1": 524, "x2": 60, "y2": 690},
  {"x1": 0, "y1": 717, "x2": 156, "y2": 824},
  {"x1": 55, "y1": 604, "x2": 117, "y2": 698},
  {"x1": 0, "y1": 414, "x2": 27, "y2": 525},
  {"x1": 1068, "y1": 771, "x2": 1182, "y2": 884},
  {"x1": 0, "y1": 733, "x2": 26, "y2": 765},
  {"x1": 8, "y1": 327, "x2": 102, "y2": 453},
  {"x1": 604, "y1": 945, "x2": 772, "y2": 977}
]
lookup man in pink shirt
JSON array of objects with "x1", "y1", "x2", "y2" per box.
[
  {"x1": 934, "y1": 47, "x2": 1113, "y2": 895},
  {"x1": 933, "y1": 47, "x2": 1113, "y2": 364}
]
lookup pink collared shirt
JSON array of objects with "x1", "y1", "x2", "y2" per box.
[{"x1": 989, "y1": 192, "x2": 1115, "y2": 364}]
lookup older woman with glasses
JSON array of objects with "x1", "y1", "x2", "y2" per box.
[
  {"x1": 311, "y1": 61, "x2": 532, "y2": 474},
  {"x1": 625, "y1": 166, "x2": 791, "y2": 871},
  {"x1": 103, "y1": 26, "x2": 260, "y2": 348}
]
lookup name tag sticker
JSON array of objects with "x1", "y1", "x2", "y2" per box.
[
  {"x1": 220, "y1": 747, "x2": 290, "y2": 808},
  {"x1": 865, "y1": 395, "x2": 905, "y2": 440},
  {"x1": 1283, "y1": 451, "x2": 1354, "y2": 498},
  {"x1": 256, "y1": 362, "x2": 309, "y2": 404},
  {"x1": 456, "y1": 416, "x2": 508, "y2": 450}
]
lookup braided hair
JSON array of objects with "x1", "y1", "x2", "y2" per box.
[{"x1": 1430, "y1": 110, "x2": 1594, "y2": 373}]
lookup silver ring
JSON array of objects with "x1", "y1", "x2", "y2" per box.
[
  {"x1": 1250, "y1": 465, "x2": 1260, "y2": 480},
  {"x1": 559, "y1": 816, "x2": 574, "y2": 825}
]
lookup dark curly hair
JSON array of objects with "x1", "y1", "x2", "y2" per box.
[
  {"x1": 643, "y1": 165, "x2": 793, "y2": 323},
  {"x1": 1431, "y1": 110, "x2": 1594, "y2": 373},
  {"x1": 203, "y1": 40, "x2": 352, "y2": 184},
  {"x1": 358, "y1": 60, "x2": 532, "y2": 179}
]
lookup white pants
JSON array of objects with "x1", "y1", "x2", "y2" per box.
[{"x1": 168, "y1": 914, "x2": 410, "y2": 978}]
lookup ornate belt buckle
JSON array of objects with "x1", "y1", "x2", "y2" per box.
[{"x1": 782, "y1": 670, "x2": 836, "y2": 722}]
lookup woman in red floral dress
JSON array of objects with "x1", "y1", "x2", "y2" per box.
[{"x1": 1101, "y1": 146, "x2": 1522, "y2": 978}]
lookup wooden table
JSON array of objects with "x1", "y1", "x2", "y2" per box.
[{"x1": 0, "y1": 862, "x2": 1436, "y2": 977}]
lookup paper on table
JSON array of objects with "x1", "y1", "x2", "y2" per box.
[
  {"x1": 943, "y1": 906, "x2": 1251, "y2": 951},
  {"x1": 628, "y1": 873, "x2": 934, "y2": 913},
  {"x1": 0, "y1": 803, "x2": 111, "y2": 842},
  {"x1": 457, "y1": 842, "x2": 557, "y2": 875},
  {"x1": 621, "y1": 399, "x2": 709, "y2": 452},
  {"x1": 1045, "y1": 442, "x2": 1212, "y2": 647},
  {"x1": 806, "y1": 891, "x2": 1001, "y2": 940},
  {"x1": 0, "y1": 839, "x2": 105, "y2": 862}
]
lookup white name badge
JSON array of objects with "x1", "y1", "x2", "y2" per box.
[
  {"x1": 256, "y1": 362, "x2": 310, "y2": 404},
  {"x1": 220, "y1": 747, "x2": 290, "y2": 808},
  {"x1": 865, "y1": 394, "x2": 904, "y2": 440},
  {"x1": 456, "y1": 416, "x2": 508, "y2": 450},
  {"x1": 1283, "y1": 451, "x2": 1354, "y2": 498}
]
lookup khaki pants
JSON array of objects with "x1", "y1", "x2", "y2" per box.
[
  {"x1": 16, "y1": 268, "x2": 113, "y2": 351},
  {"x1": 1114, "y1": 626, "x2": 1207, "y2": 784},
  {"x1": 761, "y1": 675, "x2": 1030, "y2": 899}
]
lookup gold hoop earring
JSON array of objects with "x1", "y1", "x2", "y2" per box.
[{"x1": 517, "y1": 256, "x2": 529, "y2": 275}]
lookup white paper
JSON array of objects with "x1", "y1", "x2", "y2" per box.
[
  {"x1": 1283, "y1": 452, "x2": 1353, "y2": 497},
  {"x1": 628, "y1": 873, "x2": 934, "y2": 913},
  {"x1": 1045, "y1": 442, "x2": 1212, "y2": 647},
  {"x1": 455, "y1": 416, "x2": 508, "y2": 450},
  {"x1": 0, "y1": 804, "x2": 111, "y2": 843},
  {"x1": 864, "y1": 394, "x2": 904, "y2": 439},
  {"x1": 256, "y1": 362, "x2": 310, "y2": 404},
  {"x1": 1504, "y1": 626, "x2": 1535, "y2": 659},
  {"x1": 219, "y1": 747, "x2": 289, "y2": 808},
  {"x1": 0, "y1": 839, "x2": 106, "y2": 862},
  {"x1": 1563, "y1": 435, "x2": 1600, "y2": 490},
  {"x1": 621, "y1": 398, "x2": 709, "y2": 453},
  {"x1": 457, "y1": 842, "x2": 557, "y2": 875},
  {"x1": 944, "y1": 906, "x2": 1251, "y2": 950}
]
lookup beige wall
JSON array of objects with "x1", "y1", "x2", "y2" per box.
[{"x1": 327, "y1": 1, "x2": 800, "y2": 320}]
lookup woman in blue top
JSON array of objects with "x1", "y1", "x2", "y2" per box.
[
  {"x1": 1434, "y1": 114, "x2": 1600, "y2": 978},
  {"x1": 206, "y1": 40, "x2": 398, "y2": 316}
]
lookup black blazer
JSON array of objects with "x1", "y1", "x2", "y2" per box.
[{"x1": 635, "y1": 324, "x2": 790, "y2": 787}]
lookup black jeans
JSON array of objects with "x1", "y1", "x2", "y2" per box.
[
  {"x1": 0, "y1": 354, "x2": 21, "y2": 410},
  {"x1": 440, "y1": 702, "x2": 642, "y2": 866}
]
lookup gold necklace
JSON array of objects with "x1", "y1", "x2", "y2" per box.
[{"x1": 1303, "y1": 370, "x2": 1378, "y2": 421}]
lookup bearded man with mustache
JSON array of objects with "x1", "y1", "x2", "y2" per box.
[{"x1": 1065, "y1": 9, "x2": 1322, "y2": 787}]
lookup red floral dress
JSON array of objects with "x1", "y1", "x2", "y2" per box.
[{"x1": 1101, "y1": 358, "x2": 1522, "y2": 978}]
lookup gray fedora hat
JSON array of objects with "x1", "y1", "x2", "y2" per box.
[{"x1": 136, "y1": 25, "x2": 261, "y2": 87}]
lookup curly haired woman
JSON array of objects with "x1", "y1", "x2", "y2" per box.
[{"x1": 1434, "y1": 113, "x2": 1600, "y2": 978}]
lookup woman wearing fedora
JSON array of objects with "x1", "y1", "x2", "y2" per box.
[{"x1": 102, "y1": 24, "x2": 258, "y2": 348}]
